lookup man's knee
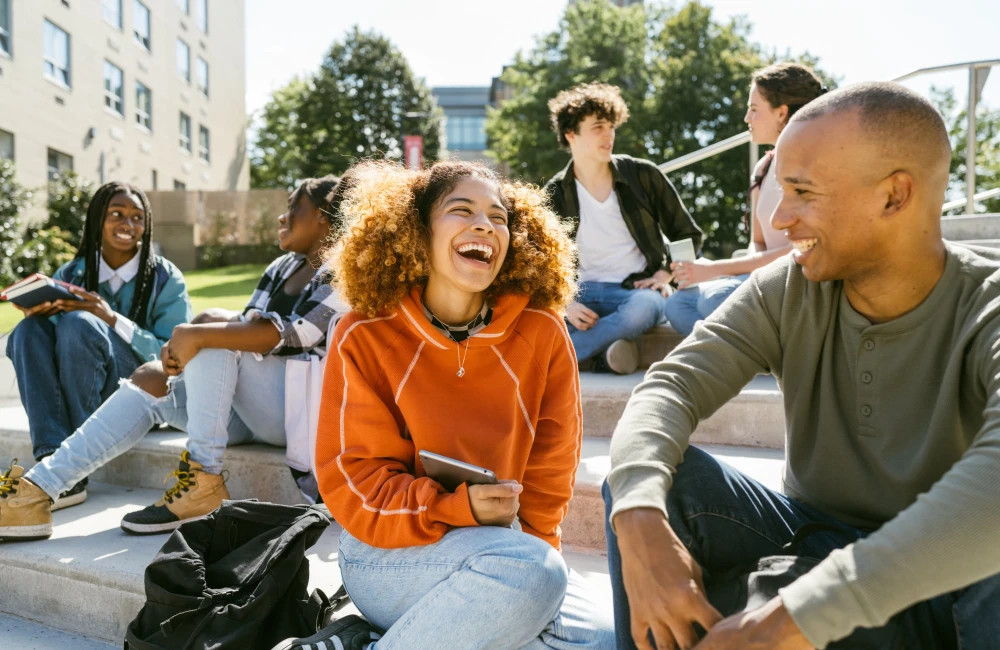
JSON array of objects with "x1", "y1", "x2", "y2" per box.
[
  {"x1": 130, "y1": 361, "x2": 169, "y2": 398},
  {"x1": 620, "y1": 290, "x2": 664, "y2": 328}
]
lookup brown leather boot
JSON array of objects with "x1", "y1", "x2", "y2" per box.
[
  {"x1": 119, "y1": 450, "x2": 229, "y2": 535},
  {"x1": 0, "y1": 459, "x2": 53, "y2": 541}
]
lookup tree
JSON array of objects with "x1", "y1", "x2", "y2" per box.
[
  {"x1": 46, "y1": 171, "x2": 95, "y2": 248},
  {"x1": 487, "y1": 0, "x2": 833, "y2": 257},
  {"x1": 251, "y1": 28, "x2": 443, "y2": 189},
  {"x1": 933, "y1": 87, "x2": 1000, "y2": 215}
]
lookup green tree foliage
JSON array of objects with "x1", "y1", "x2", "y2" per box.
[
  {"x1": 0, "y1": 160, "x2": 35, "y2": 287},
  {"x1": 45, "y1": 171, "x2": 95, "y2": 248},
  {"x1": 933, "y1": 87, "x2": 1000, "y2": 215},
  {"x1": 487, "y1": 0, "x2": 832, "y2": 257},
  {"x1": 251, "y1": 27, "x2": 443, "y2": 189}
]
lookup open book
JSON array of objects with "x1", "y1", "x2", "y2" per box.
[{"x1": 0, "y1": 273, "x2": 83, "y2": 309}]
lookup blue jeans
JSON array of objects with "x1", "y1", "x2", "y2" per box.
[
  {"x1": 568, "y1": 282, "x2": 665, "y2": 362},
  {"x1": 26, "y1": 348, "x2": 288, "y2": 500},
  {"x1": 339, "y1": 527, "x2": 615, "y2": 649},
  {"x1": 662, "y1": 274, "x2": 749, "y2": 336},
  {"x1": 603, "y1": 446, "x2": 999, "y2": 649},
  {"x1": 6, "y1": 311, "x2": 140, "y2": 459}
]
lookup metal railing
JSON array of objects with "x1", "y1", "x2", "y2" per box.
[
  {"x1": 658, "y1": 59, "x2": 1000, "y2": 215},
  {"x1": 942, "y1": 187, "x2": 1000, "y2": 213}
]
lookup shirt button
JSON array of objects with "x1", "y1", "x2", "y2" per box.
[
  {"x1": 861, "y1": 404, "x2": 873, "y2": 417},
  {"x1": 861, "y1": 371, "x2": 873, "y2": 384},
  {"x1": 863, "y1": 340, "x2": 875, "y2": 351}
]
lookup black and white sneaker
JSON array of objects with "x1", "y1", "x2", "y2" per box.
[
  {"x1": 270, "y1": 615, "x2": 382, "y2": 650},
  {"x1": 51, "y1": 478, "x2": 88, "y2": 511}
]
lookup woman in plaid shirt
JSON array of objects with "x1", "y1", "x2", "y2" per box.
[{"x1": 2, "y1": 174, "x2": 352, "y2": 541}]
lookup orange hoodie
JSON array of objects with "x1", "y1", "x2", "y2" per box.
[{"x1": 316, "y1": 287, "x2": 582, "y2": 550}]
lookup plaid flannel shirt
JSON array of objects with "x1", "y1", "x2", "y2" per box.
[{"x1": 243, "y1": 253, "x2": 347, "y2": 359}]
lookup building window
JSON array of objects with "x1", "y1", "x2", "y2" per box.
[
  {"x1": 135, "y1": 81, "x2": 152, "y2": 130},
  {"x1": 43, "y1": 20, "x2": 71, "y2": 88},
  {"x1": 102, "y1": 0, "x2": 122, "y2": 29},
  {"x1": 175, "y1": 0, "x2": 189, "y2": 15},
  {"x1": 195, "y1": 0, "x2": 207, "y2": 33},
  {"x1": 103, "y1": 60, "x2": 124, "y2": 115},
  {"x1": 179, "y1": 112, "x2": 191, "y2": 152},
  {"x1": 0, "y1": 0, "x2": 11, "y2": 57},
  {"x1": 0, "y1": 128, "x2": 13, "y2": 161},
  {"x1": 445, "y1": 116, "x2": 487, "y2": 151},
  {"x1": 174, "y1": 179, "x2": 186, "y2": 190},
  {"x1": 47, "y1": 148, "x2": 73, "y2": 180},
  {"x1": 195, "y1": 57, "x2": 208, "y2": 97},
  {"x1": 132, "y1": 0, "x2": 151, "y2": 51},
  {"x1": 176, "y1": 39, "x2": 189, "y2": 82},
  {"x1": 198, "y1": 125, "x2": 210, "y2": 162}
]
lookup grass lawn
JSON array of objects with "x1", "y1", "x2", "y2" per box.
[{"x1": 0, "y1": 263, "x2": 268, "y2": 335}]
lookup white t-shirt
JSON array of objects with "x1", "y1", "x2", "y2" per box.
[
  {"x1": 753, "y1": 158, "x2": 787, "y2": 252},
  {"x1": 575, "y1": 180, "x2": 648, "y2": 283}
]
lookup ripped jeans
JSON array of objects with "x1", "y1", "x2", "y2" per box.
[{"x1": 26, "y1": 349, "x2": 287, "y2": 501}]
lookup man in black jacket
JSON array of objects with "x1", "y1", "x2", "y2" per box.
[{"x1": 544, "y1": 83, "x2": 703, "y2": 374}]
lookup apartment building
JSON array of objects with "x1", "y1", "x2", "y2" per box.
[
  {"x1": 432, "y1": 86, "x2": 491, "y2": 164},
  {"x1": 0, "y1": 0, "x2": 248, "y2": 214}
]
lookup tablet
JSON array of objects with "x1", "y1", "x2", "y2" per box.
[{"x1": 418, "y1": 450, "x2": 497, "y2": 492}]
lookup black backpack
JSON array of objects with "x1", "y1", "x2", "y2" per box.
[{"x1": 124, "y1": 500, "x2": 343, "y2": 650}]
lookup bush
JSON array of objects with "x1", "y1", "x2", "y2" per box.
[
  {"x1": 0, "y1": 160, "x2": 36, "y2": 287},
  {"x1": 46, "y1": 171, "x2": 95, "y2": 248},
  {"x1": 8, "y1": 227, "x2": 77, "y2": 281}
]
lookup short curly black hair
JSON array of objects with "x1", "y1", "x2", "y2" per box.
[{"x1": 548, "y1": 82, "x2": 630, "y2": 148}]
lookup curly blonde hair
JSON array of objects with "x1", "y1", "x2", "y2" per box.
[{"x1": 329, "y1": 160, "x2": 577, "y2": 318}]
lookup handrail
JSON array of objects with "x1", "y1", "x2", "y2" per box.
[
  {"x1": 942, "y1": 187, "x2": 1000, "y2": 213},
  {"x1": 656, "y1": 59, "x2": 1000, "y2": 216},
  {"x1": 658, "y1": 131, "x2": 751, "y2": 173}
]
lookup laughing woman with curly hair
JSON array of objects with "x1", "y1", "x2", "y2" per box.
[{"x1": 302, "y1": 160, "x2": 614, "y2": 649}]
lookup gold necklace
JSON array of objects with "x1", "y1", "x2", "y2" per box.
[{"x1": 456, "y1": 339, "x2": 470, "y2": 378}]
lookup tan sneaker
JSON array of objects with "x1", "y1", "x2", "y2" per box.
[
  {"x1": 604, "y1": 339, "x2": 639, "y2": 375},
  {"x1": 0, "y1": 459, "x2": 54, "y2": 541},
  {"x1": 119, "y1": 450, "x2": 229, "y2": 535}
]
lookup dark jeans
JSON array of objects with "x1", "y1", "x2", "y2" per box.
[
  {"x1": 603, "y1": 446, "x2": 1000, "y2": 649},
  {"x1": 6, "y1": 311, "x2": 139, "y2": 459}
]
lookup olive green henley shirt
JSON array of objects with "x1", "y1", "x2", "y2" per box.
[{"x1": 608, "y1": 242, "x2": 1000, "y2": 647}]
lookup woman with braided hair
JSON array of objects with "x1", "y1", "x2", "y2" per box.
[{"x1": 5, "y1": 181, "x2": 191, "y2": 507}]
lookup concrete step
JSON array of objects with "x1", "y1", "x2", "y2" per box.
[
  {"x1": 581, "y1": 372, "x2": 783, "y2": 446},
  {"x1": 0, "y1": 613, "x2": 115, "y2": 650},
  {"x1": 0, "y1": 483, "x2": 614, "y2": 645}
]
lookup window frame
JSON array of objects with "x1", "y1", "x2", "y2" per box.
[
  {"x1": 179, "y1": 111, "x2": 192, "y2": 152},
  {"x1": 0, "y1": 0, "x2": 12, "y2": 58},
  {"x1": 103, "y1": 60, "x2": 125, "y2": 116},
  {"x1": 101, "y1": 0, "x2": 123, "y2": 30},
  {"x1": 198, "y1": 125, "x2": 210, "y2": 162},
  {"x1": 47, "y1": 147, "x2": 73, "y2": 181},
  {"x1": 132, "y1": 0, "x2": 151, "y2": 51},
  {"x1": 0, "y1": 128, "x2": 14, "y2": 161},
  {"x1": 195, "y1": 0, "x2": 207, "y2": 33},
  {"x1": 43, "y1": 19, "x2": 72, "y2": 88},
  {"x1": 176, "y1": 38, "x2": 190, "y2": 83},
  {"x1": 195, "y1": 56, "x2": 209, "y2": 97},
  {"x1": 135, "y1": 81, "x2": 152, "y2": 131}
]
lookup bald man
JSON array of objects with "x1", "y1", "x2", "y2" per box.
[{"x1": 603, "y1": 81, "x2": 1000, "y2": 649}]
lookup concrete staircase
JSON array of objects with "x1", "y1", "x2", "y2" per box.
[{"x1": 0, "y1": 340, "x2": 786, "y2": 646}]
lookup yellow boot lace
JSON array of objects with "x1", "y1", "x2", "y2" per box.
[
  {"x1": 0, "y1": 458, "x2": 19, "y2": 498},
  {"x1": 162, "y1": 451, "x2": 195, "y2": 504}
]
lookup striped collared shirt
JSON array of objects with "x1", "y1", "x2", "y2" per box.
[{"x1": 243, "y1": 253, "x2": 348, "y2": 359}]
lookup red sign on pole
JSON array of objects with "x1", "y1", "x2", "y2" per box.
[{"x1": 404, "y1": 135, "x2": 423, "y2": 170}]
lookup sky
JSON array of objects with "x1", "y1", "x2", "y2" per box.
[{"x1": 245, "y1": 0, "x2": 1000, "y2": 118}]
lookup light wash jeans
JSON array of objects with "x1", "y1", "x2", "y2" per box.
[
  {"x1": 567, "y1": 281, "x2": 665, "y2": 362},
  {"x1": 6, "y1": 311, "x2": 139, "y2": 459},
  {"x1": 661, "y1": 274, "x2": 749, "y2": 336},
  {"x1": 27, "y1": 348, "x2": 287, "y2": 500},
  {"x1": 339, "y1": 526, "x2": 615, "y2": 649},
  {"x1": 603, "y1": 446, "x2": 1000, "y2": 649}
]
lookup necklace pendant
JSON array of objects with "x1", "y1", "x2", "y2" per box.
[{"x1": 456, "y1": 367, "x2": 465, "y2": 378}]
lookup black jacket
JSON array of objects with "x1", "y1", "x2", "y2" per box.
[{"x1": 544, "y1": 154, "x2": 703, "y2": 288}]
